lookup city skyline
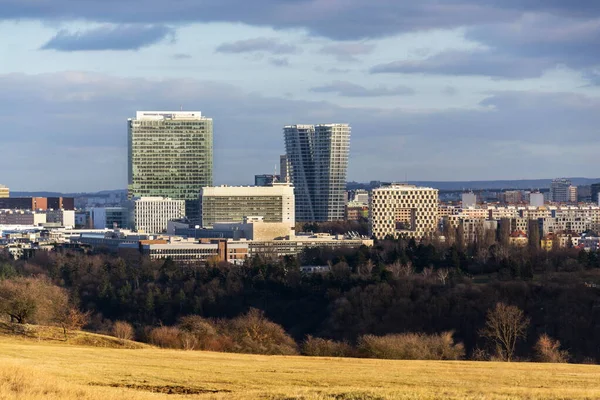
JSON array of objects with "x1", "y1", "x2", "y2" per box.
[{"x1": 2, "y1": 2, "x2": 600, "y2": 191}]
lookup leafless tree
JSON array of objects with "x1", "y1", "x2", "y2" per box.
[
  {"x1": 437, "y1": 268, "x2": 450, "y2": 285},
  {"x1": 422, "y1": 267, "x2": 433, "y2": 279},
  {"x1": 480, "y1": 303, "x2": 529, "y2": 362},
  {"x1": 113, "y1": 320, "x2": 134, "y2": 341},
  {"x1": 359, "y1": 260, "x2": 375, "y2": 276},
  {"x1": 0, "y1": 277, "x2": 68, "y2": 325}
]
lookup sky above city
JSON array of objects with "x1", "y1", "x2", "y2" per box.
[{"x1": 2, "y1": 1, "x2": 600, "y2": 192}]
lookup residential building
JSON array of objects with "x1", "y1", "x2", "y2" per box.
[
  {"x1": 200, "y1": 184, "x2": 295, "y2": 228},
  {"x1": 0, "y1": 210, "x2": 46, "y2": 226},
  {"x1": 462, "y1": 192, "x2": 477, "y2": 208},
  {"x1": 568, "y1": 185, "x2": 578, "y2": 203},
  {"x1": 280, "y1": 155, "x2": 290, "y2": 183},
  {"x1": 254, "y1": 174, "x2": 280, "y2": 187},
  {"x1": 0, "y1": 185, "x2": 8, "y2": 198},
  {"x1": 128, "y1": 111, "x2": 213, "y2": 221},
  {"x1": 0, "y1": 197, "x2": 75, "y2": 211},
  {"x1": 90, "y1": 207, "x2": 132, "y2": 229},
  {"x1": 284, "y1": 123, "x2": 350, "y2": 222},
  {"x1": 352, "y1": 190, "x2": 369, "y2": 204},
  {"x1": 44, "y1": 210, "x2": 75, "y2": 228},
  {"x1": 550, "y1": 178, "x2": 571, "y2": 203},
  {"x1": 578, "y1": 185, "x2": 591, "y2": 203},
  {"x1": 502, "y1": 191, "x2": 523, "y2": 204},
  {"x1": 345, "y1": 202, "x2": 369, "y2": 221},
  {"x1": 530, "y1": 192, "x2": 544, "y2": 207},
  {"x1": 134, "y1": 197, "x2": 186, "y2": 234},
  {"x1": 369, "y1": 184, "x2": 439, "y2": 239}
]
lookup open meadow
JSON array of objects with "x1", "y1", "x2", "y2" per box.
[{"x1": 0, "y1": 331, "x2": 600, "y2": 400}]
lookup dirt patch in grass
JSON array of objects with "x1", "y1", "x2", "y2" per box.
[{"x1": 91, "y1": 382, "x2": 231, "y2": 395}]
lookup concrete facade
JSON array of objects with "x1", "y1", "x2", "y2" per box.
[
  {"x1": 134, "y1": 197, "x2": 186, "y2": 234},
  {"x1": 370, "y1": 184, "x2": 439, "y2": 240}
]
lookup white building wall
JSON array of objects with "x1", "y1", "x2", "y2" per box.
[{"x1": 134, "y1": 197, "x2": 186, "y2": 234}]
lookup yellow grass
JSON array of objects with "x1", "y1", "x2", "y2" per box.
[{"x1": 0, "y1": 334, "x2": 599, "y2": 399}]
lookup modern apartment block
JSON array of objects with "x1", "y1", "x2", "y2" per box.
[
  {"x1": 568, "y1": 185, "x2": 578, "y2": 203},
  {"x1": 134, "y1": 197, "x2": 186, "y2": 234},
  {"x1": 128, "y1": 111, "x2": 213, "y2": 221},
  {"x1": 0, "y1": 185, "x2": 8, "y2": 198},
  {"x1": 550, "y1": 178, "x2": 571, "y2": 203},
  {"x1": 284, "y1": 124, "x2": 350, "y2": 222},
  {"x1": 369, "y1": 184, "x2": 439, "y2": 240},
  {"x1": 200, "y1": 184, "x2": 295, "y2": 228}
]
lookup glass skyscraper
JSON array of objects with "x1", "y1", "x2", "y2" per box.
[
  {"x1": 128, "y1": 111, "x2": 213, "y2": 221},
  {"x1": 284, "y1": 124, "x2": 350, "y2": 222}
]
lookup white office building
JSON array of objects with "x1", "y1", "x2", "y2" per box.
[
  {"x1": 284, "y1": 124, "x2": 350, "y2": 222},
  {"x1": 134, "y1": 197, "x2": 186, "y2": 234},
  {"x1": 370, "y1": 184, "x2": 439, "y2": 240},
  {"x1": 200, "y1": 184, "x2": 295, "y2": 228}
]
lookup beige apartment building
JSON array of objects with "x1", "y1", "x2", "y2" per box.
[
  {"x1": 369, "y1": 184, "x2": 439, "y2": 240},
  {"x1": 0, "y1": 185, "x2": 8, "y2": 198}
]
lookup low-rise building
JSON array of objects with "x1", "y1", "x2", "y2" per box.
[{"x1": 0, "y1": 185, "x2": 9, "y2": 198}]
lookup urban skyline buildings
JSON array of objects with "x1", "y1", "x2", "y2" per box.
[
  {"x1": 284, "y1": 124, "x2": 350, "y2": 222},
  {"x1": 127, "y1": 111, "x2": 213, "y2": 221}
]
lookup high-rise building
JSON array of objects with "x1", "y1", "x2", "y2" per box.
[
  {"x1": 0, "y1": 185, "x2": 8, "y2": 198},
  {"x1": 134, "y1": 197, "x2": 186, "y2": 234},
  {"x1": 550, "y1": 178, "x2": 571, "y2": 203},
  {"x1": 369, "y1": 184, "x2": 439, "y2": 240},
  {"x1": 280, "y1": 155, "x2": 290, "y2": 183},
  {"x1": 200, "y1": 184, "x2": 295, "y2": 228},
  {"x1": 128, "y1": 111, "x2": 213, "y2": 221},
  {"x1": 591, "y1": 183, "x2": 600, "y2": 204},
  {"x1": 568, "y1": 185, "x2": 578, "y2": 203},
  {"x1": 284, "y1": 124, "x2": 350, "y2": 222}
]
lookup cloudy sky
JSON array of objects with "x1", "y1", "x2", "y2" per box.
[{"x1": 1, "y1": 1, "x2": 600, "y2": 192}]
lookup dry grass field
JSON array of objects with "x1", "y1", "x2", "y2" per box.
[{"x1": 0, "y1": 328, "x2": 599, "y2": 400}]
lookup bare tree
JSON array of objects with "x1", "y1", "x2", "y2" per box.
[
  {"x1": 386, "y1": 261, "x2": 402, "y2": 278},
  {"x1": 359, "y1": 260, "x2": 375, "y2": 276},
  {"x1": 422, "y1": 267, "x2": 433, "y2": 279},
  {"x1": 480, "y1": 303, "x2": 529, "y2": 362},
  {"x1": 437, "y1": 268, "x2": 450, "y2": 285},
  {"x1": 113, "y1": 321, "x2": 134, "y2": 341},
  {"x1": 534, "y1": 334, "x2": 569, "y2": 363},
  {"x1": 58, "y1": 307, "x2": 91, "y2": 339},
  {"x1": 0, "y1": 277, "x2": 68, "y2": 325}
]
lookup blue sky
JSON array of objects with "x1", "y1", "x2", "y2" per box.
[{"x1": 1, "y1": 1, "x2": 600, "y2": 191}]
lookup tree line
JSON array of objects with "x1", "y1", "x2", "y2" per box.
[{"x1": 0, "y1": 234, "x2": 599, "y2": 362}]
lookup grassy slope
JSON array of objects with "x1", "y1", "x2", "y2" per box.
[{"x1": 0, "y1": 334, "x2": 600, "y2": 400}]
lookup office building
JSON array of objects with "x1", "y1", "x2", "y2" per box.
[
  {"x1": 254, "y1": 174, "x2": 280, "y2": 187},
  {"x1": 0, "y1": 185, "x2": 8, "y2": 198},
  {"x1": 370, "y1": 184, "x2": 439, "y2": 240},
  {"x1": 44, "y1": 210, "x2": 75, "y2": 228},
  {"x1": 591, "y1": 183, "x2": 600, "y2": 204},
  {"x1": 128, "y1": 111, "x2": 213, "y2": 221},
  {"x1": 0, "y1": 197, "x2": 75, "y2": 211},
  {"x1": 550, "y1": 178, "x2": 571, "y2": 203},
  {"x1": 90, "y1": 207, "x2": 132, "y2": 229},
  {"x1": 0, "y1": 210, "x2": 46, "y2": 226},
  {"x1": 280, "y1": 155, "x2": 290, "y2": 183},
  {"x1": 200, "y1": 184, "x2": 295, "y2": 228},
  {"x1": 134, "y1": 197, "x2": 186, "y2": 234},
  {"x1": 352, "y1": 190, "x2": 369, "y2": 204},
  {"x1": 284, "y1": 124, "x2": 350, "y2": 222}
]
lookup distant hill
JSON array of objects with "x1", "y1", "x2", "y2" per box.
[
  {"x1": 348, "y1": 178, "x2": 600, "y2": 191},
  {"x1": 10, "y1": 189, "x2": 127, "y2": 198}
]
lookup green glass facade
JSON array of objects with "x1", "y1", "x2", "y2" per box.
[{"x1": 127, "y1": 112, "x2": 213, "y2": 221}]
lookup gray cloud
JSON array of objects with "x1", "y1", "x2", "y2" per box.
[
  {"x1": 310, "y1": 81, "x2": 415, "y2": 97},
  {"x1": 216, "y1": 37, "x2": 299, "y2": 55},
  {"x1": 269, "y1": 57, "x2": 290, "y2": 67},
  {"x1": 318, "y1": 43, "x2": 376, "y2": 62},
  {"x1": 370, "y1": 50, "x2": 552, "y2": 78},
  {"x1": 41, "y1": 24, "x2": 174, "y2": 51},
  {"x1": 2, "y1": 72, "x2": 600, "y2": 191}
]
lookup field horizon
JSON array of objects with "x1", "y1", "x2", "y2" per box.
[{"x1": 1, "y1": 328, "x2": 600, "y2": 400}]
